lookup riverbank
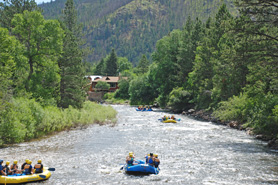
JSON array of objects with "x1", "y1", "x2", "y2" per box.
[
  {"x1": 0, "y1": 100, "x2": 117, "y2": 147},
  {"x1": 181, "y1": 109, "x2": 278, "y2": 150}
]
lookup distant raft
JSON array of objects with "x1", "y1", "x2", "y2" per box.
[
  {"x1": 124, "y1": 160, "x2": 160, "y2": 175},
  {"x1": 162, "y1": 119, "x2": 177, "y2": 123},
  {"x1": 0, "y1": 168, "x2": 51, "y2": 184},
  {"x1": 136, "y1": 108, "x2": 153, "y2": 111},
  {"x1": 158, "y1": 118, "x2": 181, "y2": 123}
]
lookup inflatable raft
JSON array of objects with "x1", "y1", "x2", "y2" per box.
[
  {"x1": 136, "y1": 108, "x2": 153, "y2": 111},
  {"x1": 162, "y1": 119, "x2": 177, "y2": 123},
  {"x1": 0, "y1": 168, "x2": 51, "y2": 184},
  {"x1": 124, "y1": 160, "x2": 159, "y2": 175},
  {"x1": 158, "y1": 118, "x2": 181, "y2": 123}
]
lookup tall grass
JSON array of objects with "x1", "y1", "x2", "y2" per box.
[{"x1": 0, "y1": 98, "x2": 117, "y2": 146}]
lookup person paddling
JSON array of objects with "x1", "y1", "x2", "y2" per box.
[
  {"x1": 34, "y1": 159, "x2": 43, "y2": 174},
  {"x1": 154, "y1": 154, "x2": 160, "y2": 168},
  {"x1": 126, "y1": 152, "x2": 134, "y2": 166},
  {"x1": 4, "y1": 161, "x2": 13, "y2": 175},
  {"x1": 126, "y1": 152, "x2": 138, "y2": 166},
  {"x1": 23, "y1": 160, "x2": 33, "y2": 175},
  {"x1": 21, "y1": 159, "x2": 29, "y2": 170},
  {"x1": 147, "y1": 153, "x2": 154, "y2": 166},
  {"x1": 0, "y1": 160, "x2": 7, "y2": 176},
  {"x1": 145, "y1": 153, "x2": 150, "y2": 163},
  {"x1": 10, "y1": 160, "x2": 21, "y2": 174}
]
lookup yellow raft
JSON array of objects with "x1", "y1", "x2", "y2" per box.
[
  {"x1": 0, "y1": 168, "x2": 51, "y2": 184},
  {"x1": 162, "y1": 119, "x2": 177, "y2": 123}
]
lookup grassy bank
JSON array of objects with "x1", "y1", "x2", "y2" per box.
[
  {"x1": 0, "y1": 98, "x2": 117, "y2": 147},
  {"x1": 103, "y1": 92, "x2": 129, "y2": 104}
]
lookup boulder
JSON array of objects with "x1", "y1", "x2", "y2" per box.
[{"x1": 188, "y1": 109, "x2": 195, "y2": 114}]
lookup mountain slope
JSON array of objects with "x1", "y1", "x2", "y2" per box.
[{"x1": 40, "y1": 0, "x2": 236, "y2": 64}]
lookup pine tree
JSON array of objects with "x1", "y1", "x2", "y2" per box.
[
  {"x1": 137, "y1": 55, "x2": 149, "y2": 74},
  {"x1": 105, "y1": 49, "x2": 118, "y2": 76},
  {"x1": 59, "y1": 0, "x2": 86, "y2": 109},
  {"x1": 95, "y1": 58, "x2": 105, "y2": 75}
]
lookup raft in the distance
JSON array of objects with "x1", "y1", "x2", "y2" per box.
[
  {"x1": 124, "y1": 160, "x2": 159, "y2": 175},
  {"x1": 158, "y1": 118, "x2": 181, "y2": 123},
  {"x1": 0, "y1": 168, "x2": 52, "y2": 184},
  {"x1": 162, "y1": 119, "x2": 177, "y2": 123},
  {"x1": 136, "y1": 108, "x2": 153, "y2": 111}
]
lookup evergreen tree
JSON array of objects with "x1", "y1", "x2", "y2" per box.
[
  {"x1": 59, "y1": 0, "x2": 86, "y2": 109},
  {"x1": 0, "y1": 0, "x2": 40, "y2": 30},
  {"x1": 136, "y1": 55, "x2": 149, "y2": 74},
  {"x1": 105, "y1": 49, "x2": 118, "y2": 76},
  {"x1": 95, "y1": 58, "x2": 105, "y2": 75}
]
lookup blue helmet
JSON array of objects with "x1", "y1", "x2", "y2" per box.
[{"x1": 0, "y1": 159, "x2": 3, "y2": 163}]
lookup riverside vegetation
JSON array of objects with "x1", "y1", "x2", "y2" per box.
[
  {"x1": 0, "y1": 100, "x2": 117, "y2": 146},
  {"x1": 0, "y1": 0, "x2": 117, "y2": 147}
]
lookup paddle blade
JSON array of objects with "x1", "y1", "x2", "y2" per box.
[
  {"x1": 39, "y1": 175, "x2": 46, "y2": 179},
  {"x1": 120, "y1": 166, "x2": 124, "y2": 170},
  {"x1": 48, "y1": 168, "x2": 55, "y2": 171}
]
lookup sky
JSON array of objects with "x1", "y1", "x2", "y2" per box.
[
  {"x1": 35, "y1": 0, "x2": 53, "y2": 4},
  {"x1": 0, "y1": 0, "x2": 53, "y2": 4}
]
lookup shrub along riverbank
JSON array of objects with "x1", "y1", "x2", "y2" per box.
[{"x1": 0, "y1": 98, "x2": 117, "y2": 147}]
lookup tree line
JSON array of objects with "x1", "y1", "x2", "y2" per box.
[{"x1": 106, "y1": 0, "x2": 277, "y2": 138}]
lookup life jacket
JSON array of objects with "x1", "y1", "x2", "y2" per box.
[
  {"x1": 154, "y1": 159, "x2": 160, "y2": 168},
  {"x1": 34, "y1": 164, "x2": 43, "y2": 173},
  {"x1": 4, "y1": 165, "x2": 9, "y2": 174},
  {"x1": 11, "y1": 164, "x2": 18, "y2": 170},
  {"x1": 127, "y1": 157, "x2": 134, "y2": 166},
  {"x1": 21, "y1": 162, "x2": 27, "y2": 170},
  {"x1": 24, "y1": 164, "x2": 31, "y2": 174},
  {"x1": 148, "y1": 157, "x2": 154, "y2": 166}
]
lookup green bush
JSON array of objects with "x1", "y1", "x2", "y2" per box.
[
  {"x1": 213, "y1": 93, "x2": 249, "y2": 123},
  {"x1": 167, "y1": 87, "x2": 193, "y2": 112},
  {"x1": 103, "y1": 92, "x2": 127, "y2": 104},
  {"x1": 95, "y1": 81, "x2": 110, "y2": 91},
  {"x1": 245, "y1": 94, "x2": 278, "y2": 136},
  {"x1": 114, "y1": 79, "x2": 130, "y2": 99},
  {"x1": 0, "y1": 98, "x2": 117, "y2": 146},
  {"x1": 103, "y1": 92, "x2": 115, "y2": 100},
  {"x1": 213, "y1": 93, "x2": 278, "y2": 137}
]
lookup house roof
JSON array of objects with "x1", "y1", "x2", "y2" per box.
[
  {"x1": 93, "y1": 76, "x2": 119, "y2": 83},
  {"x1": 86, "y1": 75, "x2": 102, "y2": 81},
  {"x1": 92, "y1": 76, "x2": 127, "y2": 83}
]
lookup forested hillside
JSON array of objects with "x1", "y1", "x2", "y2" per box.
[{"x1": 40, "y1": 0, "x2": 235, "y2": 64}]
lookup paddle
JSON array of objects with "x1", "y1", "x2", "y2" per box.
[
  {"x1": 39, "y1": 175, "x2": 46, "y2": 179},
  {"x1": 47, "y1": 168, "x2": 55, "y2": 171}
]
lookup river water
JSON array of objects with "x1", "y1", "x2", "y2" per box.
[{"x1": 1, "y1": 105, "x2": 278, "y2": 184}]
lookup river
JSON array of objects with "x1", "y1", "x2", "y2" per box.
[{"x1": 1, "y1": 105, "x2": 278, "y2": 184}]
